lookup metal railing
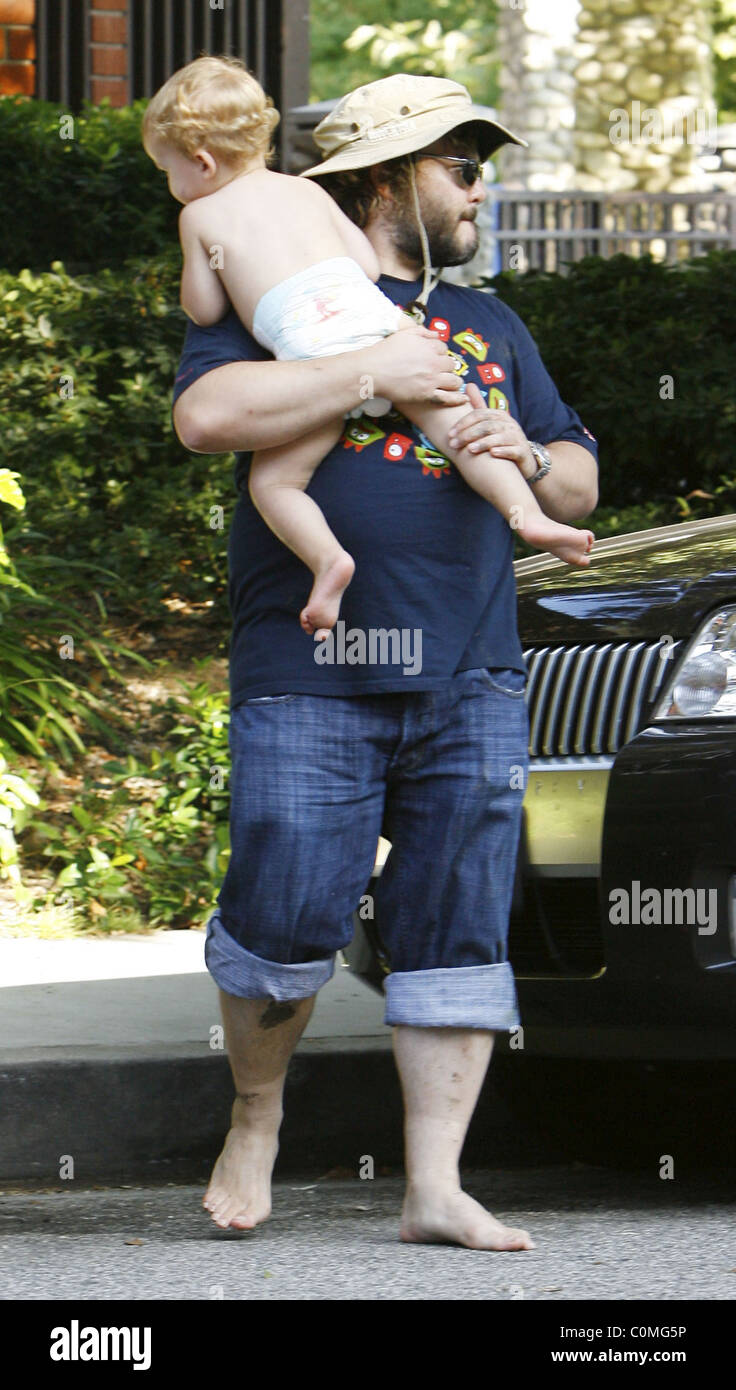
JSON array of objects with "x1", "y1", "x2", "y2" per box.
[
  {"x1": 35, "y1": 0, "x2": 87, "y2": 107},
  {"x1": 490, "y1": 190, "x2": 736, "y2": 272},
  {"x1": 281, "y1": 102, "x2": 736, "y2": 256},
  {"x1": 128, "y1": 0, "x2": 295, "y2": 107},
  {"x1": 33, "y1": 0, "x2": 309, "y2": 157}
]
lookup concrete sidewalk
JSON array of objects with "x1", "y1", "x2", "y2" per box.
[
  {"x1": 0, "y1": 928, "x2": 389, "y2": 1057},
  {"x1": 0, "y1": 929, "x2": 404, "y2": 1184}
]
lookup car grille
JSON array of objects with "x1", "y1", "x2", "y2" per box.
[{"x1": 523, "y1": 639, "x2": 683, "y2": 758}]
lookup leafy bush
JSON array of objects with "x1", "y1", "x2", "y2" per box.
[
  {"x1": 0, "y1": 468, "x2": 123, "y2": 764},
  {"x1": 0, "y1": 472, "x2": 43, "y2": 892},
  {"x1": 1, "y1": 251, "x2": 232, "y2": 920},
  {"x1": 487, "y1": 250, "x2": 736, "y2": 510},
  {"x1": 0, "y1": 254, "x2": 232, "y2": 624},
  {"x1": 29, "y1": 680, "x2": 230, "y2": 927},
  {"x1": 0, "y1": 97, "x2": 177, "y2": 273},
  {"x1": 0, "y1": 749, "x2": 39, "y2": 893}
]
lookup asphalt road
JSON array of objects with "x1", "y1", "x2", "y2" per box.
[{"x1": 1, "y1": 1164, "x2": 734, "y2": 1302}]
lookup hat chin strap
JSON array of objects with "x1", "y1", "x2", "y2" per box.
[{"x1": 405, "y1": 160, "x2": 440, "y2": 324}]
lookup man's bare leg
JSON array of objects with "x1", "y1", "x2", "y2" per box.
[
  {"x1": 393, "y1": 1025, "x2": 535, "y2": 1250},
  {"x1": 203, "y1": 991, "x2": 317, "y2": 1230}
]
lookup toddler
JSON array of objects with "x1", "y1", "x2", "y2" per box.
[{"x1": 144, "y1": 56, "x2": 593, "y2": 638}]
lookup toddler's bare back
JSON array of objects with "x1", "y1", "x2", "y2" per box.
[{"x1": 183, "y1": 168, "x2": 379, "y2": 330}]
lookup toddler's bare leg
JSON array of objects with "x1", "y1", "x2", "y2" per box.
[
  {"x1": 249, "y1": 421, "x2": 355, "y2": 638},
  {"x1": 406, "y1": 399, "x2": 594, "y2": 567}
]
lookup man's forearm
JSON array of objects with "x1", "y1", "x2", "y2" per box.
[
  {"x1": 520, "y1": 441, "x2": 598, "y2": 523},
  {"x1": 173, "y1": 330, "x2": 459, "y2": 455},
  {"x1": 173, "y1": 356, "x2": 369, "y2": 454}
]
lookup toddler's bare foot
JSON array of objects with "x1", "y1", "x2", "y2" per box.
[
  {"x1": 513, "y1": 512, "x2": 594, "y2": 568},
  {"x1": 300, "y1": 550, "x2": 355, "y2": 640},
  {"x1": 400, "y1": 1184, "x2": 535, "y2": 1251}
]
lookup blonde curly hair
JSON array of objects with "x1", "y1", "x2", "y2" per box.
[{"x1": 142, "y1": 55, "x2": 280, "y2": 168}]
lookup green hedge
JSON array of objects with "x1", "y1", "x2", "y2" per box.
[
  {"x1": 0, "y1": 251, "x2": 231, "y2": 620},
  {"x1": 0, "y1": 97, "x2": 177, "y2": 273},
  {"x1": 487, "y1": 251, "x2": 736, "y2": 508}
]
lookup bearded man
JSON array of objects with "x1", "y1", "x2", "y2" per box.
[{"x1": 173, "y1": 74, "x2": 598, "y2": 1250}]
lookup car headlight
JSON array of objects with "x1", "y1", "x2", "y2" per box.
[{"x1": 654, "y1": 606, "x2": 736, "y2": 720}]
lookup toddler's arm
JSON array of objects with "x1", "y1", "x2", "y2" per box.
[
  {"x1": 179, "y1": 203, "x2": 229, "y2": 326},
  {"x1": 327, "y1": 198, "x2": 381, "y2": 283}
]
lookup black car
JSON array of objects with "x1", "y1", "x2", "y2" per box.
[{"x1": 347, "y1": 515, "x2": 736, "y2": 1058}]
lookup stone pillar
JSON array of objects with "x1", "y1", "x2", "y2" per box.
[
  {"x1": 573, "y1": 0, "x2": 716, "y2": 192},
  {"x1": 496, "y1": 0, "x2": 581, "y2": 191},
  {"x1": 0, "y1": 0, "x2": 35, "y2": 96},
  {"x1": 444, "y1": 0, "x2": 581, "y2": 283}
]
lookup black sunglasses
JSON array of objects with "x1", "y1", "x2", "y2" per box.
[{"x1": 416, "y1": 154, "x2": 485, "y2": 186}]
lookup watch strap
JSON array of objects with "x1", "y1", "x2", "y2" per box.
[{"x1": 527, "y1": 441, "x2": 552, "y2": 484}]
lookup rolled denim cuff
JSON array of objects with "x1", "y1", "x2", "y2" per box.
[
  {"x1": 204, "y1": 910, "x2": 335, "y2": 1000},
  {"x1": 384, "y1": 962, "x2": 520, "y2": 1030}
]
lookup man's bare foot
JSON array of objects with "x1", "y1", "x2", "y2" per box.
[
  {"x1": 300, "y1": 550, "x2": 355, "y2": 640},
  {"x1": 400, "y1": 1184, "x2": 535, "y2": 1251},
  {"x1": 514, "y1": 512, "x2": 594, "y2": 568},
  {"x1": 203, "y1": 1123, "x2": 279, "y2": 1231}
]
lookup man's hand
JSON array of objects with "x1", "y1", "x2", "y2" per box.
[
  {"x1": 446, "y1": 383, "x2": 537, "y2": 477},
  {"x1": 444, "y1": 383, "x2": 597, "y2": 522},
  {"x1": 368, "y1": 327, "x2": 464, "y2": 407}
]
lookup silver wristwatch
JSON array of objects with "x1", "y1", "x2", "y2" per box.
[{"x1": 527, "y1": 441, "x2": 552, "y2": 484}]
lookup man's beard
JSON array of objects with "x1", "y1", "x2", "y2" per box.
[{"x1": 389, "y1": 202, "x2": 479, "y2": 268}]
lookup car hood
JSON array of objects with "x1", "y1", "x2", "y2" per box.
[{"x1": 515, "y1": 514, "x2": 736, "y2": 645}]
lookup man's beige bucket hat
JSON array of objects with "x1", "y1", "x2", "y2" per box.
[{"x1": 301, "y1": 73, "x2": 527, "y2": 178}]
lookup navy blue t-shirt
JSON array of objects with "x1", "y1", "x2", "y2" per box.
[{"x1": 173, "y1": 274, "x2": 598, "y2": 703}]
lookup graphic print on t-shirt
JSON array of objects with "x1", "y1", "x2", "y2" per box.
[
  {"x1": 452, "y1": 328, "x2": 489, "y2": 361},
  {"x1": 343, "y1": 419, "x2": 386, "y2": 452},
  {"x1": 340, "y1": 317, "x2": 510, "y2": 474}
]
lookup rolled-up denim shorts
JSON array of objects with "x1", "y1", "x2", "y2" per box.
[{"x1": 205, "y1": 667, "x2": 528, "y2": 1030}]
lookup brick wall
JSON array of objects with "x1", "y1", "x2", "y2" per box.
[
  {"x1": 89, "y1": 0, "x2": 129, "y2": 106},
  {"x1": 0, "y1": 0, "x2": 35, "y2": 96},
  {"x1": 0, "y1": 0, "x2": 131, "y2": 104}
]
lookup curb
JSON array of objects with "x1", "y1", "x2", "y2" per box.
[{"x1": 1, "y1": 1041, "x2": 527, "y2": 1186}]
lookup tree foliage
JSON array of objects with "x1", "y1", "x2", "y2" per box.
[
  {"x1": 309, "y1": 0, "x2": 499, "y2": 105},
  {"x1": 712, "y1": 0, "x2": 736, "y2": 122}
]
